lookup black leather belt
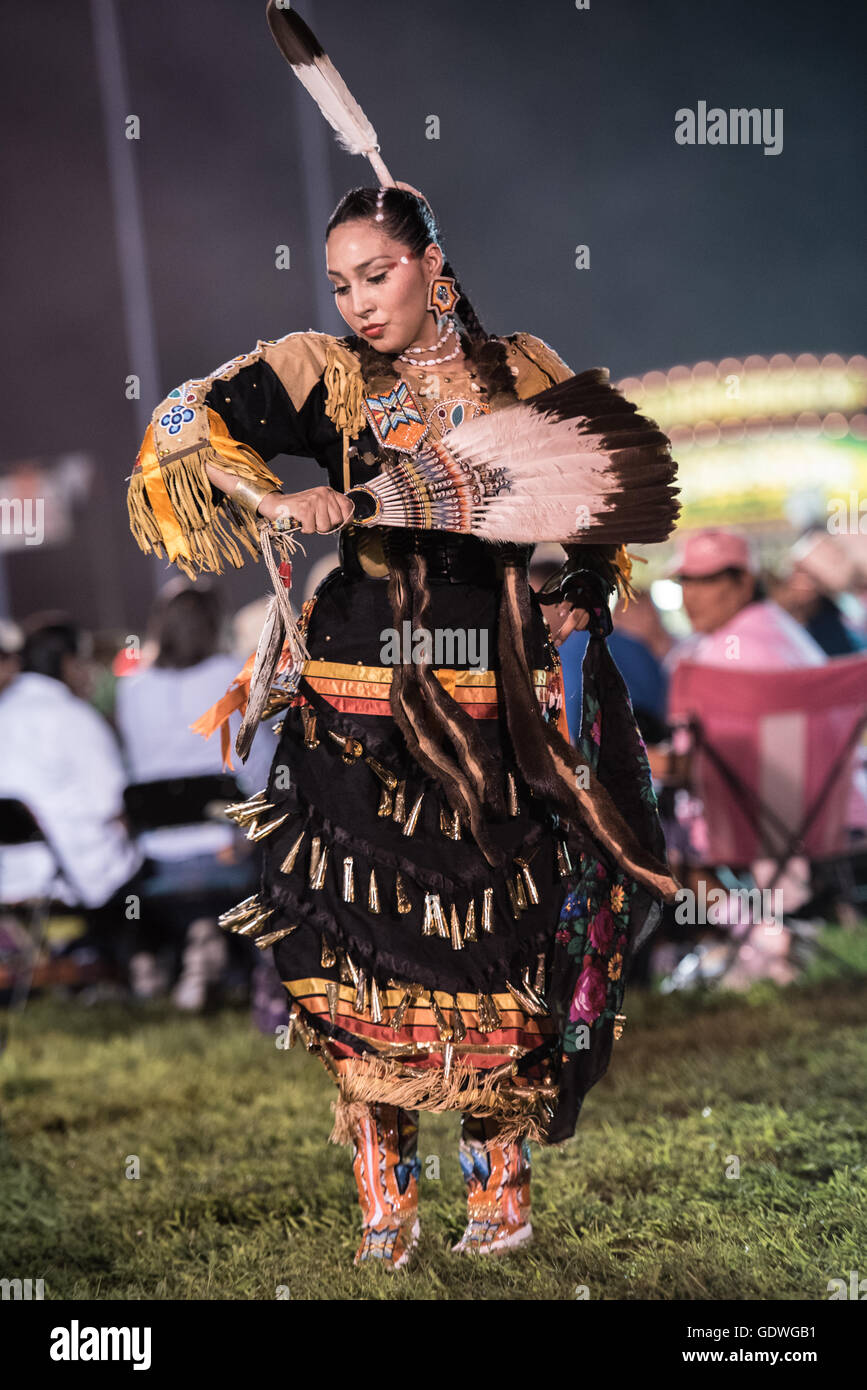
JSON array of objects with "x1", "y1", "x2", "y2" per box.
[{"x1": 340, "y1": 526, "x2": 531, "y2": 584}]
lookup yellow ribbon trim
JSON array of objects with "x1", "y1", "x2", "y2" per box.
[
  {"x1": 299, "y1": 658, "x2": 547, "y2": 687},
  {"x1": 283, "y1": 977, "x2": 544, "y2": 1016}
]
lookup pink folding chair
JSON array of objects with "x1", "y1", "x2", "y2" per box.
[{"x1": 668, "y1": 653, "x2": 867, "y2": 899}]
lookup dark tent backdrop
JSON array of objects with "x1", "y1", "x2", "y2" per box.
[{"x1": 1, "y1": 0, "x2": 864, "y2": 631}]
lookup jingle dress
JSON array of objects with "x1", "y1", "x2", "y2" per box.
[{"x1": 128, "y1": 330, "x2": 670, "y2": 1147}]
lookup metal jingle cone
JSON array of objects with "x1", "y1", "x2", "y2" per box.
[
  {"x1": 325, "y1": 979, "x2": 340, "y2": 1025},
  {"x1": 321, "y1": 936, "x2": 337, "y2": 968},
  {"x1": 482, "y1": 886, "x2": 494, "y2": 933},
  {"x1": 506, "y1": 771, "x2": 519, "y2": 817},
  {"x1": 463, "y1": 898, "x2": 478, "y2": 943},
  {"x1": 521, "y1": 965, "x2": 548, "y2": 1011},
  {"x1": 421, "y1": 892, "x2": 437, "y2": 937},
  {"x1": 395, "y1": 871, "x2": 412, "y2": 914},
  {"x1": 355, "y1": 969, "x2": 368, "y2": 1014},
  {"x1": 451, "y1": 998, "x2": 467, "y2": 1042},
  {"x1": 449, "y1": 902, "x2": 464, "y2": 951},
  {"x1": 429, "y1": 991, "x2": 452, "y2": 1042},
  {"x1": 280, "y1": 830, "x2": 306, "y2": 874},
  {"x1": 516, "y1": 855, "x2": 540, "y2": 905},
  {"x1": 224, "y1": 787, "x2": 267, "y2": 810},
  {"x1": 369, "y1": 976, "x2": 383, "y2": 1024},
  {"x1": 327, "y1": 729, "x2": 362, "y2": 763},
  {"x1": 247, "y1": 812, "x2": 290, "y2": 842},
  {"x1": 255, "y1": 922, "x2": 300, "y2": 949},
  {"x1": 364, "y1": 755, "x2": 398, "y2": 791},
  {"x1": 392, "y1": 781, "x2": 407, "y2": 823},
  {"x1": 430, "y1": 893, "x2": 449, "y2": 940},
  {"x1": 505, "y1": 978, "x2": 540, "y2": 1015},
  {"x1": 310, "y1": 842, "x2": 329, "y2": 890},
  {"x1": 225, "y1": 793, "x2": 272, "y2": 825},
  {"x1": 389, "y1": 985, "x2": 416, "y2": 1032},
  {"x1": 301, "y1": 706, "x2": 320, "y2": 748},
  {"x1": 556, "y1": 838, "x2": 574, "y2": 877},
  {"x1": 217, "y1": 894, "x2": 261, "y2": 928},
  {"x1": 506, "y1": 878, "x2": 522, "y2": 919},
  {"x1": 377, "y1": 785, "x2": 394, "y2": 817},
  {"x1": 367, "y1": 867, "x2": 381, "y2": 913},
  {"x1": 476, "y1": 992, "x2": 493, "y2": 1033},
  {"x1": 402, "y1": 790, "x2": 424, "y2": 836},
  {"x1": 234, "y1": 908, "x2": 276, "y2": 937},
  {"x1": 341, "y1": 855, "x2": 355, "y2": 902},
  {"x1": 514, "y1": 873, "x2": 528, "y2": 911},
  {"x1": 443, "y1": 1039, "x2": 455, "y2": 1082}
]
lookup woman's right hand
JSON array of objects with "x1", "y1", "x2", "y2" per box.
[{"x1": 258, "y1": 486, "x2": 356, "y2": 535}]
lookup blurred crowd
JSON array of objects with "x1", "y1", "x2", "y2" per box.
[
  {"x1": 0, "y1": 582, "x2": 286, "y2": 1028},
  {"x1": 1, "y1": 524, "x2": 865, "y2": 1019},
  {"x1": 536, "y1": 525, "x2": 867, "y2": 989}
]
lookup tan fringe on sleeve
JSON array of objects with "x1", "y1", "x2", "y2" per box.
[
  {"x1": 127, "y1": 413, "x2": 284, "y2": 581},
  {"x1": 322, "y1": 340, "x2": 368, "y2": 493}
]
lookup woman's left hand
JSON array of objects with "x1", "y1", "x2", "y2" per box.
[{"x1": 548, "y1": 603, "x2": 590, "y2": 647}]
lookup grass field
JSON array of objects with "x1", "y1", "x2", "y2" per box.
[{"x1": 2, "y1": 926, "x2": 866, "y2": 1301}]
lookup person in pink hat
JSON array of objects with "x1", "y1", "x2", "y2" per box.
[{"x1": 666, "y1": 528, "x2": 826, "y2": 672}]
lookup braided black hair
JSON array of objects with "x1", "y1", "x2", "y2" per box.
[{"x1": 325, "y1": 186, "x2": 516, "y2": 853}]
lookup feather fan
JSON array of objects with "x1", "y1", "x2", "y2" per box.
[{"x1": 346, "y1": 370, "x2": 681, "y2": 545}]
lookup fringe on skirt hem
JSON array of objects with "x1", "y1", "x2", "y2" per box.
[{"x1": 327, "y1": 1054, "x2": 555, "y2": 1149}]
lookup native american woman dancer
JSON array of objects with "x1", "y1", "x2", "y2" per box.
[{"x1": 128, "y1": 172, "x2": 679, "y2": 1270}]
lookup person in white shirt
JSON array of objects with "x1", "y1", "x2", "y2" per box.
[
  {"x1": 0, "y1": 618, "x2": 144, "y2": 970},
  {"x1": 115, "y1": 582, "x2": 263, "y2": 1008}
]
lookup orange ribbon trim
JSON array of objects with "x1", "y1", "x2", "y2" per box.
[
  {"x1": 136, "y1": 423, "x2": 190, "y2": 565},
  {"x1": 190, "y1": 653, "x2": 555, "y2": 769}
]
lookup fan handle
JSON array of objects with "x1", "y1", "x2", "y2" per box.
[{"x1": 344, "y1": 487, "x2": 381, "y2": 525}]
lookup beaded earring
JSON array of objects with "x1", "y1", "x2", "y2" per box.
[{"x1": 425, "y1": 274, "x2": 460, "y2": 320}]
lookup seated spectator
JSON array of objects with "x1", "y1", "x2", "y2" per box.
[
  {"x1": 115, "y1": 582, "x2": 260, "y2": 1009},
  {"x1": 665, "y1": 529, "x2": 826, "y2": 672},
  {"x1": 773, "y1": 531, "x2": 867, "y2": 657},
  {"x1": 662, "y1": 529, "x2": 865, "y2": 988},
  {"x1": 0, "y1": 616, "x2": 144, "y2": 972}
]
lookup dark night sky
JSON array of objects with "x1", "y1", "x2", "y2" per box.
[{"x1": 2, "y1": 0, "x2": 864, "y2": 631}]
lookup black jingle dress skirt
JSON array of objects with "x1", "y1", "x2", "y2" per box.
[{"x1": 226, "y1": 526, "x2": 590, "y2": 1148}]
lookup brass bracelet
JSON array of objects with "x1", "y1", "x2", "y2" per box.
[{"x1": 232, "y1": 478, "x2": 277, "y2": 513}]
